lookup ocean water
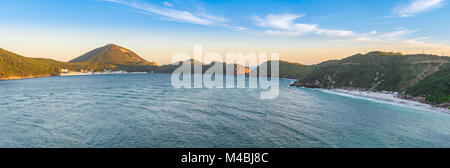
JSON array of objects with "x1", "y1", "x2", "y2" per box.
[{"x1": 0, "y1": 73, "x2": 449, "y2": 148}]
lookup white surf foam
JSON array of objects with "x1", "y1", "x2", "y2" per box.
[{"x1": 316, "y1": 89, "x2": 449, "y2": 114}]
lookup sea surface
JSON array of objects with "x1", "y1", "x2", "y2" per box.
[{"x1": 0, "y1": 73, "x2": 449, "y2": 148}]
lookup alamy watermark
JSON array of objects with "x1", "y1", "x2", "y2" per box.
[{"x1": 171, "y1": 45, "x2": 279, "y2": 99}]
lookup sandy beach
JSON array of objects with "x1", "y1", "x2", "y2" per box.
[
  {"x1": 0, "y1": 75, "x2": 51, "y2": 81},
  {"x1": 319, "y1": 89, "x2": 450, "y2": 114}
]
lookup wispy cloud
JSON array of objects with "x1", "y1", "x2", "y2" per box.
[
  {"x1": 199, "y1": 13, "x2": 228, "y2": 23},
  {"x1": 103, "y1": 0, "x2": 226, "y2": 26},
  {"x1": 351, "y1": 29, "x2": 416, "y2": 42},
  {"x1": 252, "y1": 14, "x2": 356, "y2": 37},
  {"x1": 395, "y1": 0, "x2": 445, "y2": 17},
  {"x1": 251, "y1": 13, "x2": 430, "y2": 49},
  {"x1": 163, "y1": 2, "x2": 173, "y2": 7},
  {"x1": 253, "y1": 14, "x2": 306, "y2": 30}
]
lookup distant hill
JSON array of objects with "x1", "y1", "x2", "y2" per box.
[
  {"x1": 290, "y1": 51, "x2": 450, "y2": 106},
  {"x1": 155, "y1": 59, "x2": 250, "y2": 74},
  {"x1": 70, "y1": 44, "x2": 157, "y2": 66},
  {"x1": 250, "y1": 60, "x2": 313, "y2": 79},
  {"x1": 0, "y1": 48, "x2": 61, "y2": 79}
]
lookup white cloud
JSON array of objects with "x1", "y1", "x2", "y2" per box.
[
  {"x1": 252, "y1": 14, "x2": 306, "y2": 30},
  {"x1": 346, "y1": 29, "x2": 418, "y2": 44},
  {"x1": 237, "y1": 27, "x2": 248, "y2": 31},
  {"x1": 251, "y1": 13, "x2": 428, "y2": 48},
  {"x1": 163, "y1": 2, "x2": 173, "y2": 7},
  {"x1": 317, "y1": 30, "x2": 356, "y2": 37},
  {"x1": 395, "y1": 0, "x2": 445, "y2": 17},
  {"x1": 199, "y1": 13, "x2": 228, "y2": 23},
  {"x1": 104, "y1": 0, "x2": 226, "y2": 26},
  {"x1": 252, "y1": 14, "x2": 355, "y2": 37},
  {"x1": 251, "y1": 13, "x2": 423, "y2": 45},
  {"x1": 378, "y1": 30, "x2": 416, "y2": 38}
]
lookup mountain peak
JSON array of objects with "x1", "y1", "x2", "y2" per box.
[
  {"x1": 69, "y1": 44, "x2": 157, "y2": 66},
  {"x1": 105, "y1": 44, "x2": 121, "y2": 48}
]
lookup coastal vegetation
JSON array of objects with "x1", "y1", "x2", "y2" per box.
[
  {"x1": 289, "y1": 51, "x2": 449, "y2": 107},
  {"x1": 0, "y1": 48, "x2": 61, "y2": 79},
  {"x1": 406, "y1": 64, "x2": 450, "y2": 106},
  {"x1": 250, "y1": 60, "x2": 313, "y2": 79}
]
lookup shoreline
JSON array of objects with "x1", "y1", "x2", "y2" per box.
[
  {"x1": 315, "y1": 88, "x2": 449, "y2": 114},
  {"x1": 1, "y1": 71, "x2": 148, "y2": 81},
  {"x1": 60, "y1": 71, "x2": 147, "y2": 77},
  {"x1": 0, "y1": 75, "x2": 52, "y2": 81}
]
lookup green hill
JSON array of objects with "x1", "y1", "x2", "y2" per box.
[
  {"x1": 70, "y1": 44, "x2": 158, "y2": 66},
  {"x1": 250, "y1": 60, "x2": 313, "y2": 79},
  {"x1": 290, "y1": 51, "x2": 450, "y2": 106},
  {"x1": 0, "y1": 48, "x2": 61, "y2": 79},
  {"x1": 405, "y1": 64, "x2": 450, "y2": 106}
]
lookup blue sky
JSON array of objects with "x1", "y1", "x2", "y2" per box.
[{"x1": 0, "y1": 0, "x2": 449, "y2": 65}]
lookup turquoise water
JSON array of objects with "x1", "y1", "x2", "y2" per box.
[{"x1": 0, "y1": 73, "x2": 449, "y2": 148}]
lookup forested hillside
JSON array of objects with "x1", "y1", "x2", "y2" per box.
[
  {"x1": 0, "y1": 49, "x2": 61, "y2": 79},
  {"x1": 290, "y1": 52, "x2": 450, "y2": 106}
]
